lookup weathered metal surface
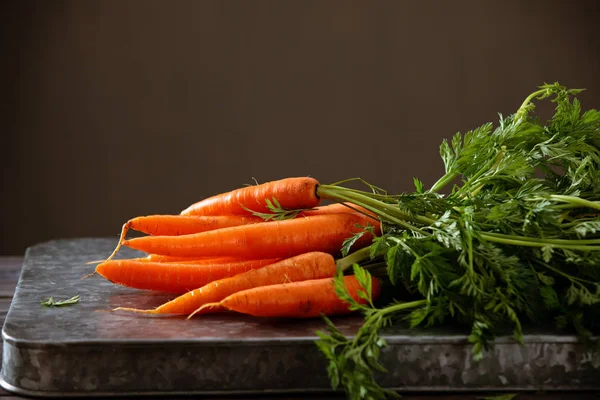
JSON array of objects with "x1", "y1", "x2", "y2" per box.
[{"x1": 1, "y1": 238, "x2": 598, "y2": 397}]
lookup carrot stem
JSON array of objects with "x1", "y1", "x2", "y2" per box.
[
  {"x1": 317, "y1": 185, "x2": 430, "y2": 232},
  {"x1": 336, "y1": 247, "x2": 372, "y2": 271}
]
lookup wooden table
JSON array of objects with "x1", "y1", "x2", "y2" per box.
[{"x1": 0, "y1": 256, "x2": 596, "y2": 400}]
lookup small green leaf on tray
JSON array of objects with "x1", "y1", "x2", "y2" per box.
[{"x1": 41, "y1": 294, "x2": 81, "y2": 307}]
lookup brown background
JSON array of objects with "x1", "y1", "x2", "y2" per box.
[{"x1": 2, "y1": 0, "x2": 600, "y2": 255}]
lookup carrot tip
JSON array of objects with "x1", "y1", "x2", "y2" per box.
[
  {"x1": 80, "y1": 271, "x2": 98, "y2": 280},
  {"x1": 84, "y1": 259, "x2": 105, "y2": 265},
  {"x1": 104, "y1": 221, "x2": 131, "y2": 263},
  {"x1": 186, "y1": 302, "x2": 221, "y2": 320}
]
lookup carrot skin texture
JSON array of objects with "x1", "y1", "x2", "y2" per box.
[
  {"x1": 130, "y1": 215, "x2": 263, "y2": 236},
  {"x1": 123, "y1": 252, "x2": 338, "y2": 315},
  {"x1": 180, "y1": 177, "x2": 321, "y2": 216},
  {"x1": 95, "y1": 258, "x2": 279, "y2": 293},
  {"x1": 120, "y1": 256, "x2": 249, "y2": 264},
  {"x1": 103, "y1": 214, "x2": 264, "y2": 262},
  {"x1": 147, "y1": 254, "x2": 204, "y2": 262},
  {"x1": 159, "y1": 257, "x2": 255, "y2": 264},
  {"x1": 123, "y1": 213, "x2": 380, "y2": 259},
  {"x1": 146, "y1": 254, "x2": 247, "y2": 263},
  {"x1": 219, "y1": 275, "x2": 381, "y2": 318}
]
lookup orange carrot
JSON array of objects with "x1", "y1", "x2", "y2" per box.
[
  {"x1": 95, "y1": 258, "x2": 279, "y2": 293},
  {"x1": 96, "y1": 256, "x2": 244, "y2": 265},
  {"x1": 82, "y1": 256, "x2": 247, "y2": 279},
  {"x1": 103, "y1": 214, "x2": 264, "y2": 262},
  {"x1": 145, "y1": 254, "x2": 246, "y2": 263},
  {"x1": 114, "y1": 256, "x2": 237, "y2": 263},
  {"x1": 113, "y1": 251, "x2": 338, "y2": 315},
  {"x1": 197, "y1": 275, "x2": 381, "y2": 318},
  {"x1": 180, "y1": 177, "x2": 321, "y2": 216},
  {"x1": 159, "y1": 257, "x2": 253, "y2": 264},
  {"x1": 103, "y1": 200, "x2": 372, "y2": 263},
  {"x1": 123, "y1": 213, "x2": 380, "y2": 259},
  {"x1": 128, "y1": 214, "x2": 263, "y2": 236}
]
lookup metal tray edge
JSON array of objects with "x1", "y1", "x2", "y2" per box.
[{"x1": 3, "y1": 372, "x2": 598, "y2": 399}]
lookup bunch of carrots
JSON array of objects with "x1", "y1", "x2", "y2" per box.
[{"x1": 93, "y1": 177, "x2": 384, "y2": 318}]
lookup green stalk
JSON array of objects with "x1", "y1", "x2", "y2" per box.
[
  {"x1": 379, "y1": 299, "x2": 428, "y2": 315},
  {"x1": 561, "y1": 218, "x2": 599, "y2": 227},
  {"x1": 317, "y1": 185, "x2": 432, "y2": 233},
  {"x1": 467, "y1": 227, "x2": 475, "y2": 274},
  {"x1": 514, "y1": 88, "x2": 548, "y2": 121},
  {"x1": 480, "y1": 233, "x2": 600, "y2": 251},
  {"x1": 321, "y1": 186, "x2": 404, "y2": 201},
  {"x1": 336, "y1": 247, "x2": 372, "y2": 271},
  {"x1": 429, "y1": 171, "x2": 459, "y2": 193},
  {"x1": 534, "y1": 260, "x2": 599, "y2": 286},
  {"x1": 549, "y1": 195, "x2": 600, "y2": 212},
  {"x1": 326, "y1": 177, "x2": 389, "y2": 195},
  {"x1": 483, "y1": 231, "x2": 600, "y2": 245},
  {"x1": 340, "y1": 189, "x2": 434, "y2": 226}
]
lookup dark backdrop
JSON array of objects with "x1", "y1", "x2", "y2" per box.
[{"x1": 2, "y1": 0, "x2": 600, "y2": 255}]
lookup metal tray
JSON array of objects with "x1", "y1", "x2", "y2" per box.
[{"x1": 1, "y1": 238, "x2": 598, "y2": 397}]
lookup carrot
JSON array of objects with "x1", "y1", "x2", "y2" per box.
[
  {"x1": 128, "y1": 215, "x2": 263, "y2": 236},
  {"x1": 158, "y1": 257, "x2": 252, "y2": 264},
  {"x1": 103, "y1": 214, "x2": 265, "y2": 262},
  {"x1": 195, "y1": 275, "x2": 381, "y2": 318},
  {"x1": 110, "y1": 256, "x2": 237, "y2": 264},
  {"x1": 123, "y1": 213, "x2": 380, "y2": 259},
  {"x1": 180, "y1": 177, "x2": 321, "y2": 216},
  {"x1": 103, "y1": 199, "x2": 371, "y2": 263},
  {"x1": 145, "y1": 254, "x2": 246, "y2": 263},
  {"x1": 85, "y1": 256, "x2": 242, "y2": 267},
  {"x1": 95, "y1": 258, "x2": 279, "y2": 293},
  {"x1": 113, "y1": 251, "x2": 338, "y2": 315}
]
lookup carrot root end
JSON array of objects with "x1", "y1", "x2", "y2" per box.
[
  {"x1": 80, "y1": 271, "x2": 98, "y2": 280},
  {"x1": 105, "y1": 221, "x2": 131, "y2": 262},
  {"x1": 186, "y1": 302, "x2": 221, "y2": 319}
]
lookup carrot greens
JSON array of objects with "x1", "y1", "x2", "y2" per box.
[
  {"x1": 315, "y1": 83, "x2": 600, "y2": 399},
  {"x1": 242, "y1": 197, "x2": 315, "y2": 221}
]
